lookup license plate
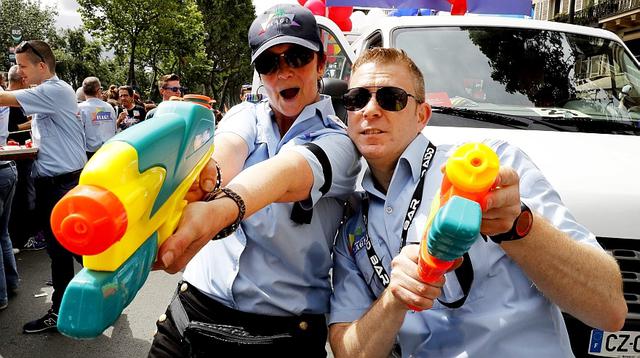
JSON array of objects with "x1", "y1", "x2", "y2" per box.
[{"x1": 589, "y1": 329, "x2": 640, "y2": 357}]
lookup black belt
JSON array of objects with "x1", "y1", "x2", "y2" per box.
[{"x1": 171, "y1": 281, "x2": 326, "y2": 339}]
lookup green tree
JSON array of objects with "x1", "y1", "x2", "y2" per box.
[
  {"x1": 78, "y1": 0, "x2": 206, "y2": 92},
  {"x1": 197, "y1": 0, "x2": 255, "y2": 108},
  {"x1": 0, "y1": 0, "x2": 57, "y2": 71},
  {"x1": 135, "y1": 0, "x2": 210, "y2": 101},
  {"x1": 48, "y1": 28, "x2": 116, "y2": 89}
]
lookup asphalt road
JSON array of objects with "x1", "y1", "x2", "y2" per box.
[
  {"x1": 0, "y1": 249, "x2": 181, "y2": 358},
  {"x1": 0, "y1": 249, "x2": 335, "y2": 358}
]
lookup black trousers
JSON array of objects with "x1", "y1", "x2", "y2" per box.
[
  {"x1": 8, "y1": 159, "x2": 35, "y2": 248},
  {"x1": 34, "y1": 170, "x2": 82, "y2": 312},
  {"x1": 149, "y1": 281, "x2": 328, "y2": 358}
]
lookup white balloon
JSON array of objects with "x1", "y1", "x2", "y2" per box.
[{"x1": 350, "y1": 10, "x2": 367, "y2": 32}]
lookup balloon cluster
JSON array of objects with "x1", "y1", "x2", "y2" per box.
[{"x1": 298, "y1": 0, "x2": 353, "y2": 31}]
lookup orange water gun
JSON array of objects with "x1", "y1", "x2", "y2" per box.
[{"x1": 417, "y1": 142, "x2": 499, "y2": 284}]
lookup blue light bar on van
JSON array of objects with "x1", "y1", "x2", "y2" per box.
[{"x1": 325, "y1": 0, "x2": 532, "y2": 16}]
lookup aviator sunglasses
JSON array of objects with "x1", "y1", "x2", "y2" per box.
[
  {"x1": 254, "y1": 45, "x2": 315, "y2": 75},
  {"x1": 162, "y1": 86, "x2": 186, "y2": 93},
  {"x1": 16, "y1": 41, "x2": 46, "y2": 63},
  {"x1": 343, "y1": 86, "x2": 422, "y2": 112}
]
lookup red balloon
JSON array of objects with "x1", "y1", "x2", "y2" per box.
[
  {"x1": 297, "y1": 0, "x2": 307, "y2": 6},
  {"x1": 304, "y1": 0, "x2": 326, "y2": 16},
  {"x1": 335, "y1": 17, "x2": 352, "y2": 32},
  {"x1": 328, "y1": 6, "x2": 353, "y2": 23}
]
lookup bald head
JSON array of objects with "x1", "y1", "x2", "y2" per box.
[
  {"x1": 82, "y1": 76, "x2": 101, "y2": 98},
  {"x1": 7, "y1": 65, "x2": 26, "y2": 90}
]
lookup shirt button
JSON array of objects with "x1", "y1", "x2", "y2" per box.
[
  {"x1": 385, "y1": 206, "x2": 393, "y2": 214},
  {"x1": 158, "y1": 313, "x2": 167, "y2": 322},
  {"x1": 299, "y1": 321, "x2": 309, "y2": 331},
  {"x1": 180, "y1": 282, "x2": 188, "y2": 293}
]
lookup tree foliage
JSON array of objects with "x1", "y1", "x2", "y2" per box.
[
  {"x1": 3, "y1": 0, "x2": 256, "y2": 109},
  {"x1": 77, "y1": 0, "x2": 207, "y2": 95},
  {"x1": 49, "y1": 28, "x2": 116, "y2": 89},
  {"x1": 0, "y1": 0, "x2": 57, "y2": 71},
  {"x1": 197, "y1": 0, "x2": 255, "y2": 108}
]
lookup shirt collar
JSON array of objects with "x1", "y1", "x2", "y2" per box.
[{"x1": 362, "y1": 134, "x2": 433, "y2": 197}]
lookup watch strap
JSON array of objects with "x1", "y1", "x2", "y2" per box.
[{"x1": 490, "y1": 201, "x2": 533, "y2": 244}]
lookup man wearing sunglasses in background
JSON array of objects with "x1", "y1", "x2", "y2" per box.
[
  {"x1": 145, "y1": 73, "x2": 184, "y2": 120},
  {"x1": 149, "y1": 4, "x2": 360, "y2": 357},
  {"x1": 0, "y1": 40, "x2": 87, "y2": 333},
  {"x1": 328, "y1": 48, "x2": 626, "y2": 357}
]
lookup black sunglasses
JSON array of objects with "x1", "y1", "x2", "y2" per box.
[
  {"x1": 162, "y1": 86, "x2": 185, "y2": 93},
  {"x1": 16, "y1": 41, "x2": 46, "y2": 63},
  {"x1": 254, "y1": 45, "x2": 315, "y2": 75},
  {"x1": 343, "y1": 86, "x2": 421, "y2": 112}
]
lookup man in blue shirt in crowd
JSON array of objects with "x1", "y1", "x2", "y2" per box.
[
  {"x1": 0, "y1": 40, "x2": 87, "y2": 333},
  {"x1": 328, "y1": 48, "x2": 627, "y2": 357},
  {"x1": 79, "y1": 76, "x2": 116, "y2": 159}
]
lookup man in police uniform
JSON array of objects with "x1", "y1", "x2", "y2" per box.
[
  {"x1": 328, "y1": 48, "x2": 627, "y2": 357},
  {"x1": 0, "y1": 40, "x2": 87, "y2": 333}
]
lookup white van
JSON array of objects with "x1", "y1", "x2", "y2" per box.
[
  {"x1": 252, "y1": 14, "x2": 640, "y2": 356},
  {"x1": 305, "y1": 15, "x2": 640, "y2": 357}
]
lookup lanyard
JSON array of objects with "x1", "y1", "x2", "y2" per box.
[{"x1": 362, "y1": 142, "x2": 437, "y2": 288}]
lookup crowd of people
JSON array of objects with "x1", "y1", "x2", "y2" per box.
[
  {"x1": 0, "y1": 3, "x2": 629, "y2": 357},
  {"x1": 0, "y1": 40, "x2": 226, "y2": 334}
]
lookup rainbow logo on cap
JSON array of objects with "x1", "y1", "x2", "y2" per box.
[{"x1": 259, "y1": 8, "x2": 301, "y2": 35}]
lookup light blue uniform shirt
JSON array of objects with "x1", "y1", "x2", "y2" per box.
[
  {"x1": 330, "y1": 134, "x2": 600, "y2": 358},
  {"x1": 183, "y1": 95, "x2": 361, "y2": 316},
  {"x1": 14, "y1": 76, "x2": 86, "y2": 177},
  {"x1": 79, "y1": 97, "x2": 116, "y2": 152}
]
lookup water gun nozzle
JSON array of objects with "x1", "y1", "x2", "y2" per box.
[{"x1": 51, "y1": 185, "x2": 128, "y2": 256}]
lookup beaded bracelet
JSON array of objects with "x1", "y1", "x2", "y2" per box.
[
  {"x1": 202, "y1": 161, "x2": 222, "y2": 202},
  {"x1": 205, "y1": 187, "x2": 246, "y2": 241}
]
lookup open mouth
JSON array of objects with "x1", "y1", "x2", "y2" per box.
[
  {"x1": 363, "y1": 129, "x2": 383, "y2": 135},
  {"x1": 280, "y1": 88, "x2": 300, "y2": 100}
]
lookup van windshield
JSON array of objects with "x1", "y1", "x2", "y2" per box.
[{"x1": 394, "y1": 26, "x2": 640, "y2": 134}]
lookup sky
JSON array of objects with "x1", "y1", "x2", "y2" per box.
[{"x1": 41, "y1": 0, "x2": 298, "y2": 29}]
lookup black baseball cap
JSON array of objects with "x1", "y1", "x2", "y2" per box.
[{"x1": 248, "y1": 4, "x2": 322, "y2": 64}]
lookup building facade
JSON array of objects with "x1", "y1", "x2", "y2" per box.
[{"x1": 533, "y1": 0, "x2": 640, "y2": 56}]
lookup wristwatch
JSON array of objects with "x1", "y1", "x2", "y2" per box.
[{"x1": 490, "y1": 201, "x2": 534, "y2": 244}]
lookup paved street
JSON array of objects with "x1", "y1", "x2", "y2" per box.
[
  {"x1": 0, "y1": 249, "x2": 181, "y2": 358},
  {"x1": 0, "y1": 249, "x2": 335, "y2": 358}
]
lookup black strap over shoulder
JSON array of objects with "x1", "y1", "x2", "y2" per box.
[
  {"x1": 437, "y1": 252, "x2": 474, "y2": 309},
  {"x1": 290, "y1": 142, "x2": 333, "y2": 224}
]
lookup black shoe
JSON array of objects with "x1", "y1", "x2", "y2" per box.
[{"x1": 23, "y1": 309, "x2": 58, "y2": 333}]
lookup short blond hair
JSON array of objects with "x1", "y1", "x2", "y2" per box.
[{"x1": 352, "y1": 48, "x2": 425, "y2": 103}]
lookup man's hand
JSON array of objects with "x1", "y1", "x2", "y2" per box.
[
  {"x1": 116, "y1": 110, "x2": 127, "y2": 125},
  {"x1": 386, "y1": 244, "x2": 448, "y2": 311},
  {"x1": 185, "y1": 157, "x2": 219, "y2": 202},
  {"x1": 481, "y1": 167, "x2": 522, "y2": 235}
]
